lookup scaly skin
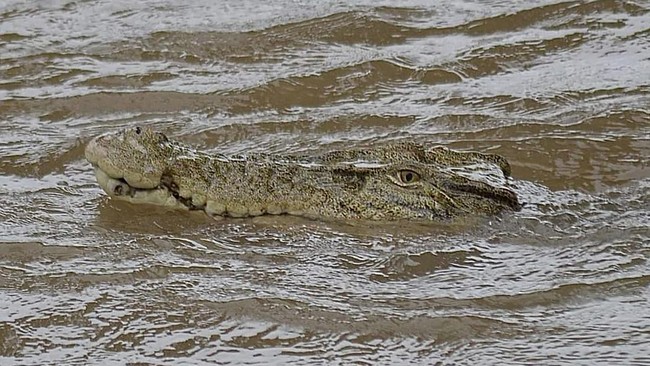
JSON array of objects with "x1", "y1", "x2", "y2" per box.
[{"x1": 85, "y1": 127, "x2": 521, "y2": 220}]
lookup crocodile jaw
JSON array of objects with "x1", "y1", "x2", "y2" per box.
[
  {"x1": 91, "y1": 165, "x2": 291, "y2": 217},
  {"x1": 84, "y1": 129, "x2": 168, "y2": 189},
  {"x1": 85, "y1": 129, "x2": 188, "y2": 210},
  {"x1": 92, "y1": 166, "x2": 188, "y2": 210}
]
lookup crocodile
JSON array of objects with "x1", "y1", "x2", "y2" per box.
[{"x1": 85, "y1": 127, "x2": 521, "y2": 221}]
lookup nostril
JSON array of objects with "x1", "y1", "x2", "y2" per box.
[{"x1": 135, "y1": 126, "x2": 142, "y2": 135}]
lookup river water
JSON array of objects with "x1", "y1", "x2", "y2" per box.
[{"x1": 1, "y1": 0, "x2": 649, "y2": 365}]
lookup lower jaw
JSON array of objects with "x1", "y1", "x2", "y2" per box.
[
  {"x1": 92, "y1": 167, "x2": 307, "y2": 219},
  {"x1": 93, "y1": 167, "x2": 189, "y2": 210},
  {"x1": 92, "y1": 167, "x2": 270, "y2": 217}
]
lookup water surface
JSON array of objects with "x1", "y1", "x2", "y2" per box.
[{"x1": 1, "y1": 0, "x2": 649, "y2": 364}]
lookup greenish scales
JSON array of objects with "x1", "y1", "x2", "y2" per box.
[{"x1": 85, "y1": 127, "x2": 521, "y2": 221}]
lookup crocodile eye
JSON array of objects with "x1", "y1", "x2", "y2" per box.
[{"x1": 398, "y1": 169, "x2": 420, "y2": 184}]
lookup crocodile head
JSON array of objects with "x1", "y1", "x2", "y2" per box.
[
  {"x1": 85, "y1": 127, "x2": 521, "y2": 220},
  {"x1": 85, "y1": 127, "x2": 189, "y2": 209}
]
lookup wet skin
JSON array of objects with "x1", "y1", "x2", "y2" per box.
[{"x1": 85, "y1": 127, "x2": 521, "y2": 221}]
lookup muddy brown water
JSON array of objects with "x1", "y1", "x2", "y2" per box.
[{"x1": 1, "y1": 0, "x2": 649, "y2": 365}]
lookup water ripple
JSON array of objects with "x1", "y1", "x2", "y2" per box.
[{"x1": 1, "y1": 0, "x2": 649, "y2": 364}]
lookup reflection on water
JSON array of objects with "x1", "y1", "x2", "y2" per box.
[{"x1": 1, "y1": 0, "x2": 649, "y2": 364}]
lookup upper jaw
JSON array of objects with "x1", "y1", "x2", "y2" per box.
[
  {"x1": 85, "y1": 135, "x2": 162, "y2": 189},
  {"x1": 84, "y1": 135, "x2": 103, "y2": 167}
]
